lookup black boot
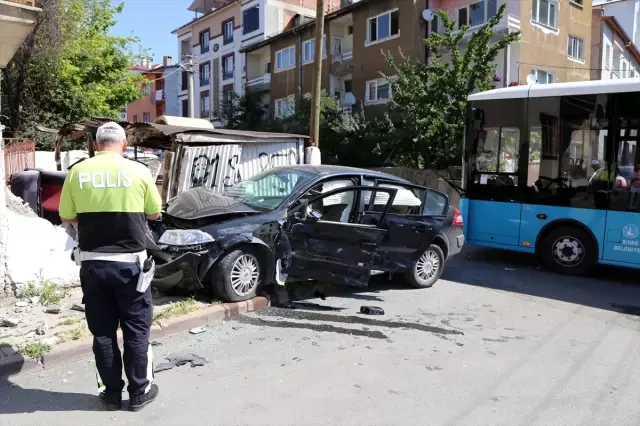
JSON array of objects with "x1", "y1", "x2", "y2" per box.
[
  {"x1": 99, "y1": 391, "x2": 122, "y2": 411},
  {"x1": 128, "y1": 384, "x2": 159, "y2": 412}
]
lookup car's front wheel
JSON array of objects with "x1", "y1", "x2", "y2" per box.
[
  {"x1": 212, "y1": 247, "x2": 263, "y2": 302},
  {"x1": 405, "y1": 244, "x2": 445, "y2": 289}
]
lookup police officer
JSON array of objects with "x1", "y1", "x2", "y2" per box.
[{"x1": 59, "y1": 122, "x2": 162, "y2": 412}]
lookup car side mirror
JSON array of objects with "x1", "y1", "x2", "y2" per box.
[{"x1": 308, "y1": 209, "x2": 322, "y2": 221}]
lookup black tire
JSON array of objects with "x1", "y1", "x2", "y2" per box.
[
  {"x1": 405, "y1": 244, "x2": 445, "y2": 289},
  {"x1": 212, "y1": 247, "x2": 264, "y2": 302},
  {"x1": 540, "y1": 226, "x2": 596, "y2": 276}
]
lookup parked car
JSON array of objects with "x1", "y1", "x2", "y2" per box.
[{"x1": 147, "y1": 165, "x2": 464, "y2": 302}]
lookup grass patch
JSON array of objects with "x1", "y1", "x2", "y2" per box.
[
  {"x1": 19, "y1": 281, "x2": 70, "y2": 306},
  {"x1": 57, "y1": 323, "x2": 90, "y2": 343},
  {"x1": 19, "y1": 342, "x2": 51, "y2": 359},
  {"x1": 211, "y1": 300, "x2": 222, "y2": 305},
  {"x1": 57, "y1": 317, "x2": 83, "y2": 327},
  {"x1": 153, "y1": 298, "x2": 199, "y2": 322}
]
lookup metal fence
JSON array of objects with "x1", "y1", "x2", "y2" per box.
[{"x1": 3, "y1": 139, "x2": 36, "y2": 182}]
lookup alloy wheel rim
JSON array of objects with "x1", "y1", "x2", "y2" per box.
[
  {"x1": 230, "y1": 254, "x2": 260, "y2": 296},
  {"x1": 416, "y1": 249, "x2": 440, "y2": 282}
]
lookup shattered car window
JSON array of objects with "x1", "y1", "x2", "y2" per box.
[{"x1": 223, "y1": 168, "x2": 315, "y2": 210}]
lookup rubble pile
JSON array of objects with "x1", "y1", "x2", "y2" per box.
[{"x1": 3, "y1": 189, "x2": 79, "y2": 296}]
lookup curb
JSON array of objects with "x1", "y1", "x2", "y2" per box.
[{"x1": 0, "y1": 296, "x2": 270, "y2": 379}]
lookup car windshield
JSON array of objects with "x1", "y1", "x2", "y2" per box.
[{"x1": 223, "y1": 168, "x2": 315, "y2": 210}]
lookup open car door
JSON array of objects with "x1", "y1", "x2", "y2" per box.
[
  {"x1": 357, "y1": 179, "x2": 450, "y2": 270},
  {"x1": 282, "y1": 185, "x2": 397, "y2": 287}
]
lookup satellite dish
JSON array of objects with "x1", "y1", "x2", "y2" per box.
[
  {"x1": 422, "y1": 9, "x2": 434, "y2": 22},
  {"x1": 526, "y1": 74, "x2": 538, "y2": 85},
  {"x1": 344, "y1": 92, "x2": 356, "y2": 105}
]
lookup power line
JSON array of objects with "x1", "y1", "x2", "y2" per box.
[{"x1": 517, "y1": 61, "x2": 639, "y2": 73}]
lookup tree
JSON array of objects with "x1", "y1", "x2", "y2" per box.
[
  {"x1": 1, "y1": 0, "x2": 145, "y2": 149},
  {"x1": 383, "y1": 4, "x2": 520, "y2": 169}
]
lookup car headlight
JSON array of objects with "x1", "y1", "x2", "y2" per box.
[{"x1": 158, "y1": 229, "x2": 215, "y2": 246}]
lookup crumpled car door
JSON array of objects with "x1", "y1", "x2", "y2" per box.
[{"x1": 281, "y1": 186, "x2": 397, "y2": 287}]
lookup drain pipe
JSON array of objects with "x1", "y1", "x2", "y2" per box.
[{"x1": 293, "y1": 25, "x2": 303, "y2": 117}]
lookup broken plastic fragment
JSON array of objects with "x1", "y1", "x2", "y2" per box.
[{"x1": 189, "y1": 326, "x2": 206, "y2": 334}]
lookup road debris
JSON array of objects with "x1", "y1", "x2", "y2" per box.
[
  {"x1": 15, "y1": 301, "x2": 28, "y2": 308},
  {"x1": 29, "y1": 297, "x2": 40, "y2": 305},
  {"x1": 189, "y1": 326, "x2": 206, "y2": 335},
  {"x1": 35, "y1": 323, "x2": 47, "y2": 335},
  {"x1": 360, "y1": 306, "x2": 385, "y2": 315},
  {"x1": 44, "y1": 305, "x2": 61, "y2": 314},
  {"x1": 154, "y1": 352, "x2": 208, "y2": 373},
  {"x1": 151, "y1": 340, "x2": 162, "y2": 346},
  {"x1": 71, "y1": 304, "x2": 85, "y2": 312},
  {"x1": 1, "y1": 317, "x2": 21, "y2": 327}
]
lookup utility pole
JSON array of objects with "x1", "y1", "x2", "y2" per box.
[
  {"x1": 186, "y1": 55, "x2": 195, "y2": 118},
  {"x1": 309, "y1": 0, "x2": 325, "y2": 148}
]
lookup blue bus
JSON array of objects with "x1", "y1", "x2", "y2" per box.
[{"x1": 459, "y1": 79, "x2": 640, "y2": 275}]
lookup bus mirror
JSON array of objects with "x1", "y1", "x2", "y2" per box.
[{"x1": 471, "y1": 108, "x2": 484, "y2": 130}]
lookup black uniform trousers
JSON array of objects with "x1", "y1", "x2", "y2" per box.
[{"x1": 80, "y1": 260, "x2": 153, "y2": 396}]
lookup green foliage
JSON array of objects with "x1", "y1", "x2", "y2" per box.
[
  {"x1": 1, "y1": 0, "x2": 145, "y2": 150},
  {"x1": 383, "y1": 4, "x2": 520, "y2": 169},
  {"x1": 19, "y1": 280, "x2": 69, "y2": 305},
  {"x1": 19, "y1": 342, "x2": 51, "y2": 359}
]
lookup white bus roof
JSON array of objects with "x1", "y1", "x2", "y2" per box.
[{"x1": 468, "y1": 78, "x2": 640, "y2": 101}]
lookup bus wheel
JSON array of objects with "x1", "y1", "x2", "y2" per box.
[{"x1": 540, "y1": 226, "x2": 596, "y2": 276}]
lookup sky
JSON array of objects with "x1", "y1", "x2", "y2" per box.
[{"x1": 110, "y1": 0, "x2": 195, "y2": 65}]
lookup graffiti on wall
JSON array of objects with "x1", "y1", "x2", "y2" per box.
[{"x1": 178, "y1": 143, "x2": 301, "y2": 195}]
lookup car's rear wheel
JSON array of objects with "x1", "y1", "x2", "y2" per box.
[
  {"x1": 540, "y1": 226, "x2": 596, "y2": 276},
  {"x1": 212, "y1": 247, "x2": 263, "y2": 302},
  {"x1": 405, "y1": 244, "x2": 445, "y2": 289}
]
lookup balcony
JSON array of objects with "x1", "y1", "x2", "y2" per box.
[
  {"x1": 330, "y1": 50, "x2": 353, "y2": 76},
  {"x1": 0, "y1": 0, "x2": 41, "y2": 68},
  {"x1": 246, "y1": 73, "x2": 271, "y2": 92}
]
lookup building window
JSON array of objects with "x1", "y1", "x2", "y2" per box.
[
  {"x1": 222, "y1": 54, "x2": 234, "y2": 80},
  {"x1": 199, "y1": 61, "x2": 211, "y2": 85},
  {"x1": 457, "y1": 0, "x2": 497, "y2": 29},
  {"x1": 303, "y1": 36, "x2": 327, "y2": 63},
  {"x1": 199, "y1": 30, "x2": 210, "y2": 54},
  {"x1": 223, "y1": 88, "x2": 234, "y2": 112},
  {"x1": 223, "y1": 20, "x2": 234, "y2": 45},
  {"x1": 431, "y1": 15, "x2": 439, "y2": 33},
  {"x1": 200, "y1": 91, "x2": 210, "y2": 117},
  {"x1": 275, "y1": 96, "x2": 295, "y2": 118},
  {"x1": 181, "y1": 99, "x2": 189, "y2": 117},
  {"x1": 347, "y1": 25, "x2": 353, "y2": 35},
  {"x1": 275, "y1": 46, "x2": 295, "y2": 71},
  {"x1": 603, "y1": 42, "x2": 612, "y2": 70},
  {"x1": 332, "y1": 36, "x2": 343, "y2": 56},
  {"x1": 143, "y1": 112, "x2": 151, "y2": 122},
  {"x1": 132, "y1": 114, "x2": 138, "y2": 122},
  {"x1": 144, "y1": 83, "x2": 151, "y2": 96},
  {"x1": 570, "y1": 0, "x2": 582, "y2": 5},
  {"x1": 265, "y1": 61, "x2": 272, "y2": 73},
  {"x1": 567, "y1": 36, "x2": 584, "y2": 61},
  {"x1": 532, "y1": 0, "x2": 558, "y2": 29},
  {"x1": 181, "y1": 70, "x2": 188, "y2": 90},
  {"x1": 621, "y1": 58, "x2": 629, "y2": 78},
  {"x1": 531, "y1": 69, "x2": 555, "y2": 84},
  {"x1": 367, "y1": 9, "x2": 399, "y2": 44},
  {"x1": 365, "y1": 77, "x2": 392, "y2": 104},
  {"x1": 243, "y1": 6, "x2": 259, "y2": 35}
]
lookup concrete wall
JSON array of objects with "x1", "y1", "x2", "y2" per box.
[{"x1": 370, "y1": 167, "x2": 461, "y2": 207}]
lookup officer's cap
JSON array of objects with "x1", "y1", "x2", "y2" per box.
[{"x1": 96, "y1": 122, "x2": 126, "y2": 141}]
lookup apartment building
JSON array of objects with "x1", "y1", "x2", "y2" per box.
[
  {"x1": 125, "y1": 58, "x2": 170, "y2": 123},
  {"x1": 243, "y1": 0, "x2": 595, "y2": 120},
  {"x1": 593, "y1": 0, "x2": 640, "y2": 49},
  {"x1": 591, "y1": 10, "x2": 640, "y2": 80},
  {"x1": 243, "y1": 0, "x2": 428, "y2": 119},
  {"x1": 171, "y1": 0, "x2": 326, "y2": 124}
]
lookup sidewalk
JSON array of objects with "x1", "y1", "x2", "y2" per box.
[{"x1": 0, "y1": 296, "x2": 270, "y2": 379}]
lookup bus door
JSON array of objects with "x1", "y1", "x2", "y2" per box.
[{"x1": 602, "y1": 103, "x2": 640, "y2": 265}]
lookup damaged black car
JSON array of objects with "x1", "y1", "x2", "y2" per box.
[{"x1": 147, "y1": 165, "x2": 464, "y2": 302}]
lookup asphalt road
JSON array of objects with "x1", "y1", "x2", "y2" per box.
[{"x1": 2, "y1": 246, "x2": 640, "y2": 426}]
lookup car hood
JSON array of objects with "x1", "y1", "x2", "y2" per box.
[{"x1": 165, "y1": 186, "x2": 260, "y2": 220}]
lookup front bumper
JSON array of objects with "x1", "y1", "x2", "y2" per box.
[{"x1": 151, "y1": 246, "x2": 222, "y2": 292}]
